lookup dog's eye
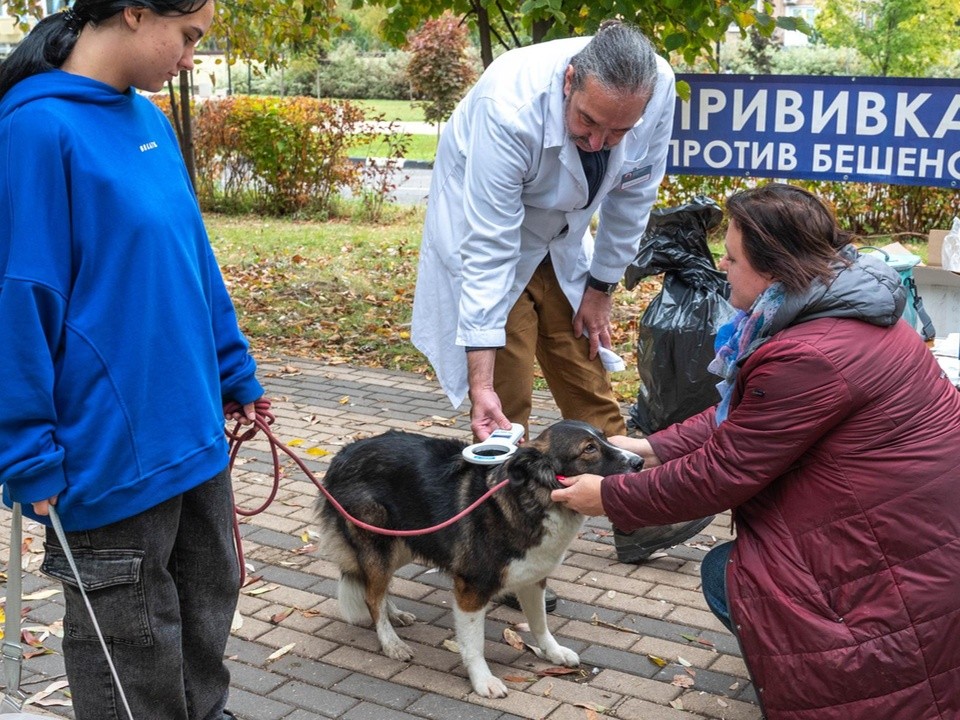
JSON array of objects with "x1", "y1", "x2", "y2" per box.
[{"x1": 582, "y1": 442, "x2": 599, "y2": 455}]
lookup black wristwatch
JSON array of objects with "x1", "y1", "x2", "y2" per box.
[{"x1": 585, "y1": 273, "x2": 618, "y2": 296}]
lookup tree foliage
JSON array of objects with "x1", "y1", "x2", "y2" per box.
[
  {"x1": 406, "y1": 12, "x2": 477, "y2": 125},
  {"x1": 354, "y1": 0, "x2": 811, "y2": 71},
  {"x1": 814, "y1": 0, "x2": 960, "y2": 76}
]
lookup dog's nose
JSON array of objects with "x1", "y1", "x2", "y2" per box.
[{"x1": 626, "y1": 453, "x2": 644, "y2": 471}]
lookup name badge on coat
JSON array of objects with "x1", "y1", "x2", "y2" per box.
[{"x1": 620, "y1": 165, "x2": 652, "y2": 190}]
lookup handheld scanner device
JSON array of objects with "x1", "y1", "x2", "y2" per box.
[{"x1": 462, "y1": 423, "x2": 525, "y2": 465}]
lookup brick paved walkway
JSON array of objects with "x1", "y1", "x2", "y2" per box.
[{"x1": 2, "y1": 358, "x2": 761, "y2": 720}]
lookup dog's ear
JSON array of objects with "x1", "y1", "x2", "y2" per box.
[{"x1": 503, "y1": 445, "x2": 559, "y2": 489}]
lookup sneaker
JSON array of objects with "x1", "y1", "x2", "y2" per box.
[
  {"x1": 497, "y1": 586, "x2": 558, "y2": 613},
  {"x1": 613, "y1": 516, "x2": 715, "y2": 564}
]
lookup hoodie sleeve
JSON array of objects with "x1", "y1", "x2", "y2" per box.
[
  {"x1": 205, "y1": 243, "x2": 264, "y2": 405},
  {"x1": 0, "y1": 110, "x2": 73, "y2": 503}
]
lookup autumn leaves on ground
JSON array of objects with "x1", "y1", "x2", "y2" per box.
[{"x1": 207, "y1": 210, "x2": 662, "y2": 403}]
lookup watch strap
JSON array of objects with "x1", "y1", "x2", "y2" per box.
[{"x1": 586, "y1": 273, "x2": 617, "y2": 295}]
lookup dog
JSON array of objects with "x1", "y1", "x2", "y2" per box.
[{"x1": 315, "y1": 420, "x2": 642, "y2": 698}]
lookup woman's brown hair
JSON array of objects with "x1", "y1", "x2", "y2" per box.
[{"x1": 725, "y1": 183, "x2": 852, "y2": 293}]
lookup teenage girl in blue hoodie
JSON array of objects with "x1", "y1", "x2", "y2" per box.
[{"x1": 0, "y1": 2, "x2": 263, "y2": 718}]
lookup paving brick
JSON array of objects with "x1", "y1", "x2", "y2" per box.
[
  {"x1": 614, "y1": 696, "x2": 703, "y2": 720},
  {"x1": 406, "y1": 692, "x2": 503, "y2": 720},
  {"x1": 332, "y1": 673, "x2": 424, "y2": 709},
  {"x1": 589, "y1": 668, "x2": 682, "y2": 705},
  {"x1": 11, "y1": 360, "x2": 759, "y2": 720},
  {"x1": 267, "y1": 679, "x2": 360, "y2": 717}
]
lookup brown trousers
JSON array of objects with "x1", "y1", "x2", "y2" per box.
[{"x1": 493, "y1": 260, "x2": 627, "y2": 438}]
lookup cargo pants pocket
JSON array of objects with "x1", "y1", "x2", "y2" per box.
[{"x1": 41, "y1": 545, "x2": 152, "y2": 646}]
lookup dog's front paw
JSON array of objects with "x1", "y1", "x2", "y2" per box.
[
  {"x1": 535, "y1": 643, "x2": 580, "y2": 667},
  {"x1": 473, "y1": 675, "x2": 508, "y2": 698},
  {"x1": 381, "y1": 638, "x2": 414, "y2": 662},
  {"x1": 389, "y1": 608, "x2": 417, "y2": 626}
]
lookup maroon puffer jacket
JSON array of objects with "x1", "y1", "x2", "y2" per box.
[{"x1": 603, "y1": 317, "x2": 960, "y2": 719}]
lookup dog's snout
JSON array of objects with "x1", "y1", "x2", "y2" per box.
[{"x1": 622, "y1": 449, "x2": 643, "y2": 472}]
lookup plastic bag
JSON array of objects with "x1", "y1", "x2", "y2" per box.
[
  {"x1": 942, "y1": 216, "x2": 960, "y2": 272},
  {"x1": 624, "y1": 197, "x2": 736, "y2": 435}
]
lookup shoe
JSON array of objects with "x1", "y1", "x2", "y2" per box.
[
  {"x1": 497, "y1": 586, "x2": 558, "y2": 613},
  {"x1": 613, "y1": 516, "x2": 715, "y2": 564}
]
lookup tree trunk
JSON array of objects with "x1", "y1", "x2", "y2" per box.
[
  {"x1": 531, "y1": 18, "x2": 553, "y2": 44},
  {"x1": 178, "y1": 70, "x2": 197, "y2": 192},
  {"x1": 475, "y1": 5, "x2": 493, "y2": 67}
]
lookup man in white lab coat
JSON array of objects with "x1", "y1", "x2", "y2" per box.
[{"x1": 412, "y1": 22, "x2": 713, "y2": 592}]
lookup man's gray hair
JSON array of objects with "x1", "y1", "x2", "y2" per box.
[{"x1": 569, "y1": 20, "x2": 658, "y2": 98}]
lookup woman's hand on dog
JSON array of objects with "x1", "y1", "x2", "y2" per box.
[{"x1": 551, "y1": 474, "x2": 606, "y2": 516}]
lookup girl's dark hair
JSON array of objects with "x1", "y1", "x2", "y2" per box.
[
  {"x1": 0, "y1": 0, "x2": 209, "y2": 100},
  {"x1": 725, "y1": 182, "x2": 852, "y2": 293}
]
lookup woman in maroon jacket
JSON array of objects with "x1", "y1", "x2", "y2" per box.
[{"x1": 553, "y1": 183, "x2": 960, "y2": 720}]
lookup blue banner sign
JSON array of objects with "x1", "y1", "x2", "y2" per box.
[{"x1": 670, "y1": 74, "x2": 960, "y2": 189}]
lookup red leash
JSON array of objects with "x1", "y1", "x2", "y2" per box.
[{"x1": 223, "y1": 399, "x2": 509, "y2": 583}]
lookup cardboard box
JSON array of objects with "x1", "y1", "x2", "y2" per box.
[{"x1": 912, "y1": 229, "x2": 960, "y2": 338}]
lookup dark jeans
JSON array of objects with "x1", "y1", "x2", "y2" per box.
[
  {"x1": 700, "y1": 540, "x2": 735, "y2": 633},
  {"x1": 42, "y1": 469, "x2": 239, "y2": 720}
]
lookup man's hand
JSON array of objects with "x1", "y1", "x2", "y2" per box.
[
  {"x1": 551, "y1": 474, "x2": 605, "y2": 516},
  {"x1": 573, "y1": 287, "x2": 614, "y2": 359},
  {"x1": 466, "y1": 348, "x2": 510, "y2": 440}
]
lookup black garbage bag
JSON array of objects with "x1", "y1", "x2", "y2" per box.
[{"x1": 624, "y1": 197, "x2": 736, "y2": 435}]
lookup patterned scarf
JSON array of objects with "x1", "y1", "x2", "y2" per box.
[{"x1": 708, "y1": 282, "x2": 786, "y2": 424}]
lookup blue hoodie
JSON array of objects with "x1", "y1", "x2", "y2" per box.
[{"x1": 0, "y1": 71, "x2": 263, "y2": 531}]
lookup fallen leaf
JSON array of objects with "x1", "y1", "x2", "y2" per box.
[
  {"x1": 338, "y1": 396, "x2": 350, "y2": 405},
  {"x1": 677, "y1": 656, "x2": 692, "y2": 667},
  {"x1": 22, "y1": 589, "x2": 61, "y2": 601},
  {"x1": 287, "y1": 438, "x2": 305, "y2": 447},
  {"x1": 574, "y1": 702, "x2": 608, "y2": 714},
  {"x1": 647, "y1": 654, "x2": 668, "y2": 667},
  {"x1": 442, "y1": 639, "x2": 459, "y2": 653},
  {"x1": 503, "y1": 675, "x2": 536, "y2": 683},
  {"x1": 306, "y1": 447, "x2": 330, "y2": 457},
  {"x1": 590, "y1": 613, "x2": 640, "y2": 635},
  {"x1": 729, "y1": 681, "x2": 740, "y2": 691},
  {"x1": 24, "y1": 679, "x2": 70, "y2": 706},
  {"x1": 244, "y1": 583, "x2": 280, "y2": 596},
  {"x1": 266, "y1": 643, "x2": 295, "y2": 661},
  {"x1": 671, "y1": 674, "x2": 695, "y2": 688},
  {"x1": 537, "y1": 667, "x2": 580, "y2": 676},
  {"x1": 503, "y1": 627, "x2": 525, "y2": 651},
  {"x1": 270, "y1": 607, "x2": 294, "y2": 624},
  {"x1": 669, "y1": 698, "x2": 684, "y2": 710},
  {"x1": 680, "y1": 632, "x2": 715, "y2": 647},
  {"x1": 718, "y1": 698, "x2": 729, "y2": 707}
]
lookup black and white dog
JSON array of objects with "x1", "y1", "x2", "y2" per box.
[{"x1": 315, "y1": 420, "x2": 642, "y2": 698}]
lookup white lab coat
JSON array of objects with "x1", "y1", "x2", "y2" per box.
[{"x1": 412, "y1": 36, "x2": 676, "y2": 408}]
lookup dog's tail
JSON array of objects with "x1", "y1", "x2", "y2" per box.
[{"x1": 338, "y1": 571, "x2": 373, "y2": 625}]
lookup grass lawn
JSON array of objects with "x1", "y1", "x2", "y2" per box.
[
  {"x1": 347, "y1": 133, "x2": 439, "y2": 163},
  {"x1": 206, "y1": 207, "x2": 658, "y2": 402},
  {"x1": 352, "y1": 98, "x2": 428, "y2": 122}
]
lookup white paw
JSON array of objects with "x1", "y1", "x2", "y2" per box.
[
  {"x1": 389, "y1": 609, "x2": 417, "y2": 626},
  {"x1": 536, "y1": 644, "x2": 580, "y2": 667},
  {"x1": 474, "y1": 675, "x2": 508, "y2": 698},
  {"x1": 382, "y1": 638, "x2": 414, "y2": 662}
]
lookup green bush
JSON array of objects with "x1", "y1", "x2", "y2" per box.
[
  {"x1": 152, "y1": 95, "x2": 382, "y2": 216},
  {"x1": 658, "y1": 174, "x2": 954, "y2": 236}
]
